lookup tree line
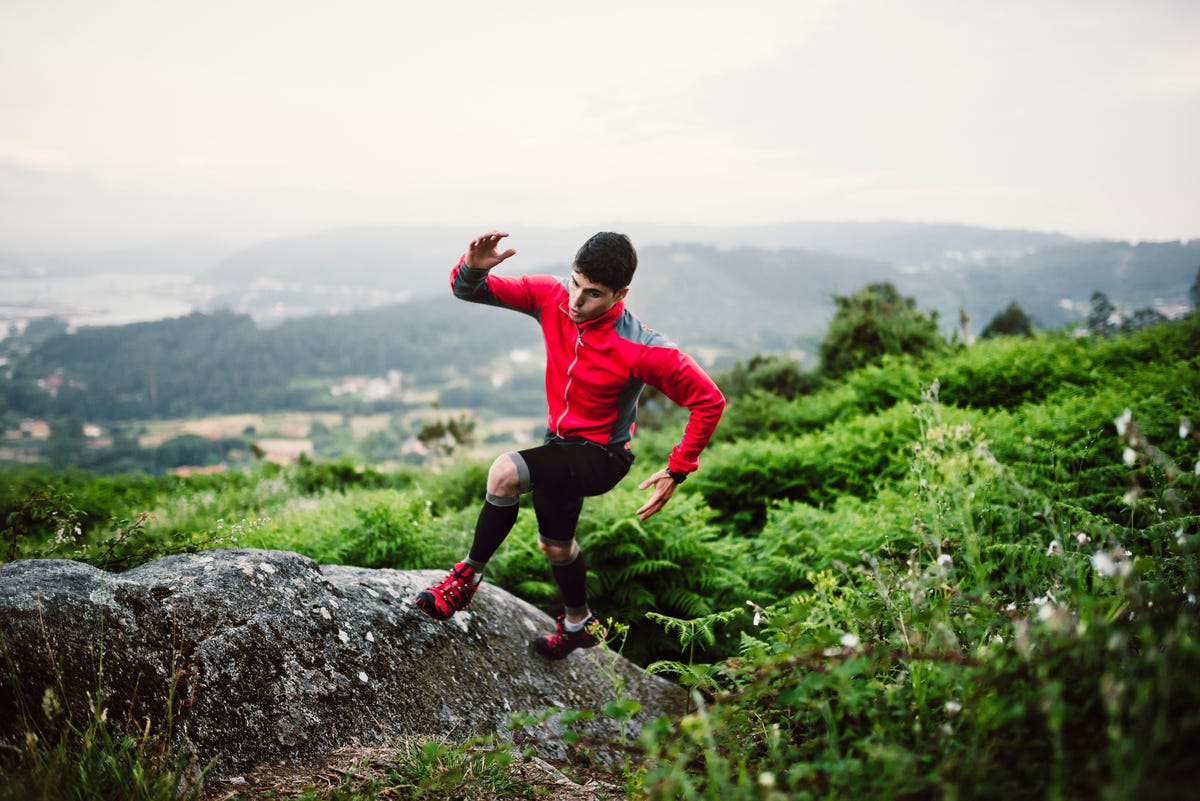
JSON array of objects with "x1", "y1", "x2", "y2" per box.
[
  {"x1": 3, "y1": 266, "x2": 1195, "y2": 438},
  {"x1": 1, "y1": 299, "x2": 534, "y2": 424}
]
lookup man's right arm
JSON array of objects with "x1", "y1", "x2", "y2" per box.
[
  {"x1": 449, "y1": 231, "x2": 550, "y2": 317},
  {"x1": 451, "y1": 229, "x2": 517, "y2": 305}
]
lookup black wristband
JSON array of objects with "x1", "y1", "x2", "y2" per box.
[{"x1": 667, "y1": 469, "x2": 688, "y2": 484}]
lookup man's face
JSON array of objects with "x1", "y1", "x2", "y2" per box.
[{"x1": 568, "y1": 269, "x2": 627, "y2": 323}]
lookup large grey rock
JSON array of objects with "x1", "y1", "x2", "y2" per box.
[{"x1": 0, "y1": 549, "x2": 684, "y2": 779}]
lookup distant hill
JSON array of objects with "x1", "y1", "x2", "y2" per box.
[
  {"x1": 198, "y1": 221, "x2": 1196, "y2": 341},
  {"x1": 623, "y1": 243, "x2": 889, "y2": 353},
  {"x1": 7, "y1": 220, "x2": 1191, "y2": 342},
  {"x1": 200, "y1": 220, "x2": 1074, "y2": 303},
  {"x1": 892, "y1": 240, "x2": 1200, "y2": 332}
]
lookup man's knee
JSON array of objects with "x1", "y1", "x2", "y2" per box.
[
  {"x1": 486, "y1": 452, "x2": 525, "y2": 498},
  {"x1": 538, "y1": 538, "x2": 578, "y2": 565}
]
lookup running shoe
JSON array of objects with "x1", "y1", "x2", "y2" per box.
[
  {"x1": 533, "y1": 614, "x2": 603, "y2": 660},
  {"x1": 414, "y1": 562, "x2": 478, "y2": 620}
]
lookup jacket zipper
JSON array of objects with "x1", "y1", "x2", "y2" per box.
[{"x1": 554, "y1": 326, "x2": 584, "y2": 436}]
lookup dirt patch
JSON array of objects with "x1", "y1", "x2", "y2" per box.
[{"x1": 200, "y1": 743, "x2": 626, "y2": 801}]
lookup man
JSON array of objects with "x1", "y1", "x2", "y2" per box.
[{"x1": 414, "y1": 230, "x2": 725, "y2": 659}]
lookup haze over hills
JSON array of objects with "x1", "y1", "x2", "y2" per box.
[
  {"x1": 199, "y1": 220, "x2": 1076, "y2": 300},
  {"x1": 193, "y1": 221, "x2": 1196, "y2": 342},
  {"x1": 1, "y1": 221, "x2": 1196, "y2": 348}
]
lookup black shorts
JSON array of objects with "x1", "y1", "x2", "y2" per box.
[{"x1": 512, "y1": 438, "x2": 634, "y2": 546}]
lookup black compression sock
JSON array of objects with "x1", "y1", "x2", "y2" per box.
[
  {"x1": 551, "y1": 548, "x2": 589, "y2": 612},
  {"x1": 467, "y1": 495, "x2": 519, "y2": 566}
]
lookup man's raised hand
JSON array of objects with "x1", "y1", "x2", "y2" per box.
[{"x1": 466, "y1": 231, "x2": 517, "y2": 271}]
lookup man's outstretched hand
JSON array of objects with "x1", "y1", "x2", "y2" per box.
[
  {"x1": 636, "y1": 469, "x2": 680, "y2": 521},
  {"x1": 466, "y1": 231, "x2": 517, "y2": 271}
]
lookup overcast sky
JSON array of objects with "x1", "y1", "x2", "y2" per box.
[{"x1": 2, "y1": 0, "x2": 1197, "y2": 251}]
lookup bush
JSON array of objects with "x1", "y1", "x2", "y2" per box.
[
  {"x1": 818, "y1": 281, "x2": 945, "y2": 379},
  {"x1": 694, "y1": 403, "x2": 919, "y2": 532}
]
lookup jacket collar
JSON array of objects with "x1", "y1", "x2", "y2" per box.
[{"x1": 559, "y1": 298, "x2": 625, "y2": 330}]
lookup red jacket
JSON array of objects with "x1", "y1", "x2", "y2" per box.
[{"x1": 450, "y1": 258, "x2": 725, "y2": 476}]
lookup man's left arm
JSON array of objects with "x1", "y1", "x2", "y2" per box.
[{"x1": 635, "y1": 348, "x2": 725, "y2": 520}]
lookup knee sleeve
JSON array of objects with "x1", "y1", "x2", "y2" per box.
[
  {"x1": 505, "y1": 451, "x2": 533, "y2": 493},
  {"x1": 539, "y1": 535, "x2": 579, "y2": 566}
]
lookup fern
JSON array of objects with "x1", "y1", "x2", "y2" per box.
[{"x1": 613, "y1": 558, "x2": 679, "y2": 583}]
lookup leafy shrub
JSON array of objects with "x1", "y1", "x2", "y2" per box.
[
  {"x1": 694, "y1": 403, "x2": 919, "y2": 532},
  {"x1": 980, "y1": 300, "x2": 1036, "y2": 339},
  {"x1": 1, "y1": 467, "x2": 164, "y2": 560},
  {"x1": 719, "y1": 354, "x2": 819, "y2": 401},
  {"x1": 288, "y1": 455, "x2": 403, "y2": 495},
  {"x1": 819, "y1": 281, "x2": 946, "y2": 379}
]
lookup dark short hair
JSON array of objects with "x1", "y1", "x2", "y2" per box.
[{"x1": 573, "y1": 232, "x2": 637, "y2": 291}]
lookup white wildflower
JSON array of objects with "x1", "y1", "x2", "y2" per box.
[
  {"x1": 1115, "y1": 408, "x2": 1132, "y2": 437},
  {"x1": 937, "y1": 553, "x2": 953, "y2": 569},
  {"x1": 1004, "y1": 602, "x2": 1017, "y2": 612},
  {"x1": 758, "y1": 772, "x2": 777, "y2": 789},
  {"x1": 1092, "y1": 552, "x2": 1117, "y2": 577},
  {"x1": 1074, "y1": 532, "x2": 1090, "y2": 546},
  {"x1": 1177, "y1": 528, "x2": 1187, "y2": 546},
  {"x1": 1092, "y1": 550, "x2": 1134, "y2": 579},
  {"x1": 1122, "y1": 487, "x2": 1141, "y2": 506},
  {"x1": 1123, "y1": 447, "x2": 1137, "y2": 466},
  {"x1": 1047, "y1": 540, "x2": 1063, "y2": 557},
  {"x1": 944, "y1": 700, "x2": 963, "y2": 716},
  {"x1": 1181, "y1": 418, "x2": 1192, "y2": 439},
  {"x1": 1194, "y1": 461, "x2": 1200, "y2": 476},
  {"x1": 840, "y1": 632, "x2": 860, "y2": 648},
  {"x1": 746, "y1": 600, "x2": 766, "y2": 627}
]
